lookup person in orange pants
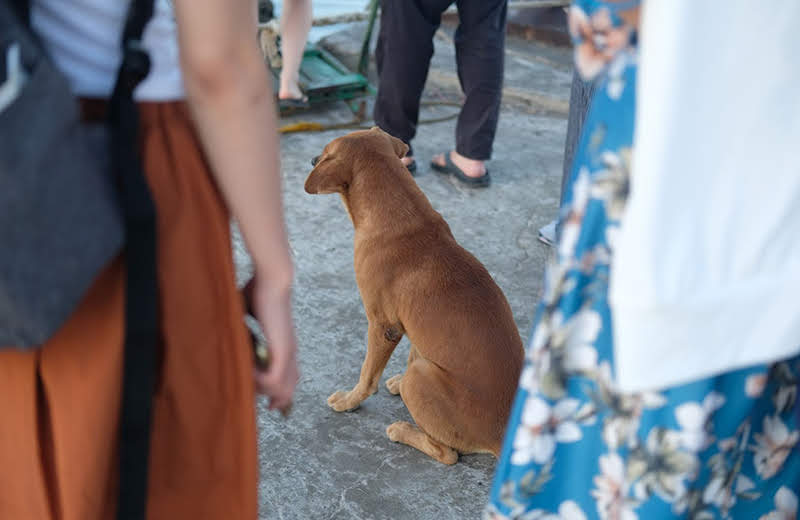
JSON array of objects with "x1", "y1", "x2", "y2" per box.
[{"x1": 0, "y1": 0, "x2": 298, "y2": 518}]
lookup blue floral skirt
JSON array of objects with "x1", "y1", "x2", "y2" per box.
[{"x1": 485, "y1": 42, "x2": 800, "y2": 520}]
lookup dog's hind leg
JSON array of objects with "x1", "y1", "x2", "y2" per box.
[
  {"x1": 385, "y1": 345, "x2": 419, "y2": 395},
  {"x1": 386, "y1": 421, "x2": 458, "y2": 465},
  {"x1": 328, "y1": 322, "x2": 403, "y2": 412},
  {"x1": 393, "y1": 356, "x2": 499, "y2": 462}
]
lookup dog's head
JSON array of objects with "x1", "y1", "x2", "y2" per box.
[{"x1": 304, "y1": 127, "x2": 409, "y2": 194}]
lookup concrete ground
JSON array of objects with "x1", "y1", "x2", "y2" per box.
[{"x1": 236, "y1": 20, "x2": 573, "y2": 520}]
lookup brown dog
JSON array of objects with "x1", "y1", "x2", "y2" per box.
[{"x1": 304, "y1": 128, "x2": 523, "y2": 464}]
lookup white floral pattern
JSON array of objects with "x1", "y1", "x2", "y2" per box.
[
  {"x1": 702, "y1": 474, "x2": 755, "y2": 513},
  {"x1": 753, "y1": 415, "x2": 799, "y2": 479},
  {"x1": 747, "y1": 373, "x2": 768, "y2": 398},
  {"x1": 517, "y1": 501, "x2": 589, "y2": 520},
  {"x1": 592, "y1": 453, "x2": 638, "y2": 520},
  {"x1": 559, "y1": 167, "x2": 593, "y2": 261},
  {"x1": 760, "y1": 487, "x2": 798, "y2": 520},
  {"x1": 512, "y1": 398, "x2": 584, "y2": 466},
  {"x1": 674, "y1": 393, "x2": 726, "y2": 452}
]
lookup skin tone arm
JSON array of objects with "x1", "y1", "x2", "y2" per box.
[
  {"x1": 173, "y1": 0, "x2": 298, "y2": 412},
  {"x1": 278, "y1": 0, "x2": 313, "y2": 100}
]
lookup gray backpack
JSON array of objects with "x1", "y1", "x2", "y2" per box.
[
  {"x1": 0, "y1": 2, "x2": 126, "y2": 348},
  {"x1": 1, "y1": 2, "x2": 160, "y2": 518}
]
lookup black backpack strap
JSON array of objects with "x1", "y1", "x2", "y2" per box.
[
  {"x1": 8, "y1": 0, "x2": 28, "y2": 24},
  {"x1": 108, "y1": 1, "x2": 158, "y2": 519}
]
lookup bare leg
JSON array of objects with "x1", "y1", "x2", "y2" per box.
[
  {"x1": 278, "y1": 0, "x2": 312, "y2": 100},
  {"x1": 328, "y1": 323, "x2": 402, "y2": 412}
]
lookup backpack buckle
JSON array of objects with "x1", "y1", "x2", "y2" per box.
[{"x1": 120, "y1": 39, "x2": 151, "y2": 89}]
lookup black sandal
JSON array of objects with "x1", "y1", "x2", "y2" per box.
[
  {"x1": 278, "y1": 95, "x2": 310, "y2": 113},
  {"x1": 405, "y1": 157, "x2": 417, "y2": 175},
  {"x1": 431, "y1": 153, "x2": 490, "y2": 188}
]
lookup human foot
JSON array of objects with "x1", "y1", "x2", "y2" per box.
[
  {"x1": 401, "y1": 155, "x2": 417, "y2": 175},
  {"x1": 277, "y1": 81, "x2": 308, "y2": 110},
  {"x1": 431, "y1": 150, "x2": 490, "y2": 188},
  {"x1": 278, "y1": 78, "x2": 305, "y2": 101},
  {"x1": 277, "y1": 86, "x2": 309, "y2": 112},
  {"x1": 432, "y1": 151, "x2": 486, "y2": 178}
]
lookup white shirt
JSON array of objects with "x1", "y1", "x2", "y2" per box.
[
  {"x1": 31, "y1": 0, "x2": 184, "y2": 100},
  {"x1": 610, "y1": 0, "x2": 800, "y2": 392}
]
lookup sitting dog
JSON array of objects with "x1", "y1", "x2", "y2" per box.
[{"x1": 304, "y1": 128, "x2": 523, "y2": 464}]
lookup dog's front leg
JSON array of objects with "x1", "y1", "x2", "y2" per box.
[{"x1": 328, "y1": 322, "x2": 403, "y2": 412}]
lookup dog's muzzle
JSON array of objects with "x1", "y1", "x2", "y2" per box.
[{"x1": 311, "y1": 155, "x2": 320, "y2": 166}]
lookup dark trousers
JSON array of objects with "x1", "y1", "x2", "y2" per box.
[
  {"x1": 374, "y1": 0, "x2": 507, "y2": 161},
  {"x1": 555, "y1": 74, "x2": 597, "y2": 239}
]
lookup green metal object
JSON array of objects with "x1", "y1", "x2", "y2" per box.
[
  {"x1": 269, "y1": 1, "x2": 379, "y2": 113},
  {"x1": 272, "y1": 43, "x2": 373, "y2": 112}
]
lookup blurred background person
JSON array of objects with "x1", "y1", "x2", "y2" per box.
[
  {"x1": 374, "y1": 0, "x2": 507, "y2": 186},
  {"x1": 485, "y1": 1, "x2": 799, "y2": 518},
  {"x1": 276, "y1": 0, "x2": 313, "y2": 110}
]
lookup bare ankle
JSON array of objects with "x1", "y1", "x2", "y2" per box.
[
  {"x1": 450, "y1": 151, "x2": 486, "y2": 178},
  {"x1": 278, "y1": 82, "x2": 303, "y2": 100}
]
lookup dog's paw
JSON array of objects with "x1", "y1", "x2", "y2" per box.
[
  {"x1": 386, "y1": 421, "x2": 414, "y2": 443},
  {"x1": 385, "y1": 374, "x2": 403, "y2": 395},
  {"x1": 327, "y1": 390, "x2": 361, "y2": 412}
]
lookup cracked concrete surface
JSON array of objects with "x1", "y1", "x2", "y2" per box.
[{"x1": 235, "y1": 20, "x2": 571, "y2": 520}]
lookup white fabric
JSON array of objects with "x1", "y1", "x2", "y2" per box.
[
  {"x1": 610, "y1": 0, "x2": 800, "y2": 392},
  {"x1": 31, "y1": 0, "x2": 184, "y2": 101}
]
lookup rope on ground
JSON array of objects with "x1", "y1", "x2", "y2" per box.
[
  {"x1": 426, "y1": 68, "x2": 569, "y2": 116},
  {"x1": 443, "y1": 1, "x2": 571, "y2": 15},
  {"x1": 279, "y1": 101, "x2": 462, "y2": 134},
  {"x1": 507, "y1": 0, "x2": 570, "y2": 8},
  {"x1": 435, "y1": 28, "x2": 570, "y2": 74}
]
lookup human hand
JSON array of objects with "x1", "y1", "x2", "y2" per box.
[{"x1": 244, "y1": 274, "x2": 298, "y2": 416}]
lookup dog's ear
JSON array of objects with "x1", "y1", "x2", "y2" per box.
[
  {"x1": 304, "y1": 157, "x2": 350, "y2": 194},
  {"x1": 389, "y1": 134, "x2": 409, "y2": 159},
  {"x1": 370, "y1": 126, "x2": 408, "y2": 159}
]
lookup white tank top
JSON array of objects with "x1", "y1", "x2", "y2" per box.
[{"x1": 31, "y1": 0, "x2": 184, "y2": 100}]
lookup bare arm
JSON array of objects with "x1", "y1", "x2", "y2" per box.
[{"x1": 173, "y1": 0, "x2": 297, "y2": 411}]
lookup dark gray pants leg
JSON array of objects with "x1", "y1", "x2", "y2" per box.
[
  {"x1": 560, "y1": 73, "x2": 597, "y2": 204},
  {"x1": 453, "y1": 0, "x2": 507, "y2": 160},
  {"x1": 374, "y1": 0, "x2": 453, "y2": 153},
  {"x1": 553, "y1": 74, "x2": 596, "y2": 239}
]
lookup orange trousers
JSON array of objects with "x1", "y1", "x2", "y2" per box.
[{"x1": 0, "y1": 102, "x2": 258, "y2": 519}]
